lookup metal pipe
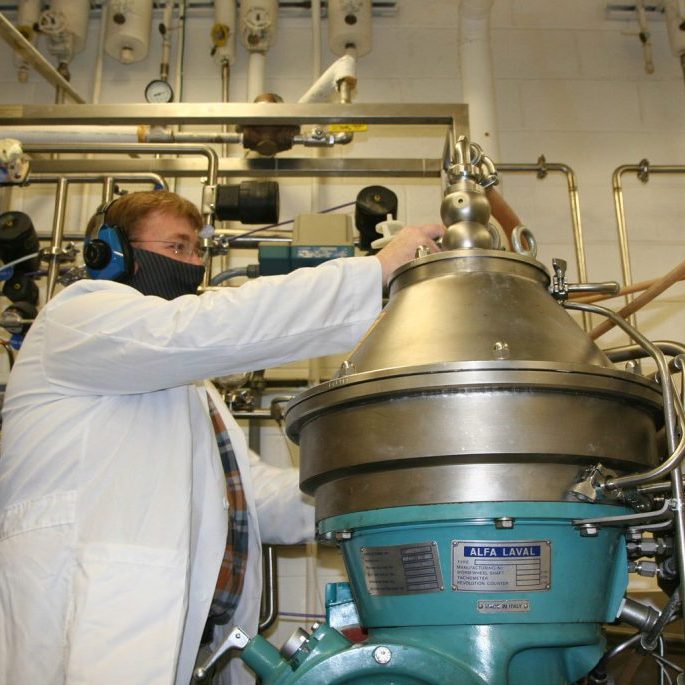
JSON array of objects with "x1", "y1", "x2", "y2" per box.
[
  {"x1": 591, "y1": 257, "x2": 685, "y2": 339},
  {"x1": 26, "y1": 173, "x2": 168, "y2": 189},
  {"x1": 0, "y1": 12, "x2": 85, "y2": 103},
  {"x1": 499, "y1": 159, "x2": 589, "y2": 330},
  {"x1": 22, "y1": 141, "x2": 218, "y2": 195},
  {"x1": 567, "y1": 300, "x2": 685, "y2": 631},
  {"x1": 221, "y1": 59, "x2": 231, "y2": 161},
  {"x1": 0, "y1": 102, "x2": 467, "y2": 127},
  {"x1": 46, "y1": 177, "x2": 68, "y2": 300},
  {"x1": 565, "y1": 303, "x2": 683, "y2": 491},
  {"x1": 605, "y1": 340, "x2": 685, "y2": 364},
  {"x1": 611, "y1": 162, "x2": 685, "y2": 331},
  {"x1": 258, "y1": 543, "x2": 278, "y2": 632}
]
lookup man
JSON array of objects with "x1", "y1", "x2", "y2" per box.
[{"x1": 0, "y1": 190, "x2": 444, "y2": 685}]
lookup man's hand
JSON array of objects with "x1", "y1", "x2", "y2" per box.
[{"x1": 374, "y1": 224, "x2": 445, "y2": 285}]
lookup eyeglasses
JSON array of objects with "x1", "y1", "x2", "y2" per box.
[{"x1": 131, "y1": 240, "x2": 203, "y2": 260}]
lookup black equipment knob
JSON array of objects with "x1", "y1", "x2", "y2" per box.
[{"x1": 354, "y1": 185, "x2": 398, "y2": 251}]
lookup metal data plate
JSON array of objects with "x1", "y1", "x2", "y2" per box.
[
  {"x1": 452, "y1": 540, "x2": 551, "y2": 592},
  {"x1": 362, "y1": 542, "x2": 444, "y2": 596}
]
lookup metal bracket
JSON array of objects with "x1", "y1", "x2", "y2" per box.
[{"x1": 194, "y1": 626, "x2": 251, "y2": 681}]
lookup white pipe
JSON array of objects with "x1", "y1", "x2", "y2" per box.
[
  {"x1": 14, "y1": 0, "x2": 41, "y2": 82},
  {"x1": 213, "y1": 0, "x2": 236, "y2": 66},
  {"x1": 247, "y1": 51, "x2": 266, "y2": 101},
  {"x1": 0, "y1": 126, "x2": 144, "y2": 144},
  {"x1": 298, "y1": 54, "x2": 356, "y2": 103},
  {"x1": 311, "y1": 0, "x2": 321, "y2": 81},
  {"x1": 636, "y1": 0, "x2": 655, "y2": 74},
  {"x1": 458, "y1": 0, "x2": 500, "y2": 160}
]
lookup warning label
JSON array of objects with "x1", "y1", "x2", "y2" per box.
[
  {"x1": 362, "y1": 542, "x2": 444, "y2": 596},
  {"x1": 452, "y1": 540, "x2": 551, "y2": 592}
]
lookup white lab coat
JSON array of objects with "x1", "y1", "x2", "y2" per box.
[{"x1": 0, "y1": 256, "x2": 382, "y2": 685}]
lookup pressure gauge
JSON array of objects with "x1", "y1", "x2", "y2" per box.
[{"x1": 144, "y1": 79, "x2": 174, "y2": 103}]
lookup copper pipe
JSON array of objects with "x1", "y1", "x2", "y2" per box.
[{"x1": 590, "y1": 257, "x2": 685, "y2": 339}]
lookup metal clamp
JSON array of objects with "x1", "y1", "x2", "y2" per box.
[
  {"x1": 550, "y1": 257, "x2": 620, "y2": 302},
  {"x1": 39, "y1": 241, "x2": 78, "y2": 263},
  {"x1": 194, "y1": 626, "x2": 251, "y2": 680}
]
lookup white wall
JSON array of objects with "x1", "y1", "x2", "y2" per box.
[{"x1": 0, "y1": 0, "x2": 683, "y2": 657}]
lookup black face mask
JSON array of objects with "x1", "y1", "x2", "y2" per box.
[{"x1": 124, "y1": 248, "x2": 205, "y2": 300}]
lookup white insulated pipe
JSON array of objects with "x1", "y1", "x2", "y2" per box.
[
  {"x1": 14, "y1": 0, "x2": 41, "y2": 81},
  {"x1": 311, "y1": 0, "x2": 322, "y2": 80},
  {"x1": 0, "y1": 126, "x2": 145, "y2": 144},
  {"x1": 213, "y1": 0, "x2": 237, "y2": 65},
  {"x1": 458, "y1": 0, "x2": 501, "y2": 160},
  {"x1": 298, "y1": 54, "x2": 356, "y2": 103},
  {"x1": 247, "y1": 51, "x2": 267, "y2": 101}
]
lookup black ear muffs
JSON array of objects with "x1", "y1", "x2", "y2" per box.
[{"x1": 84, "y1": 199, "x2": 134, "y2": 281}]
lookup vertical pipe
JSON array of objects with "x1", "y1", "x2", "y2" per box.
[
  {"x1": 172, "y1": 0, "x2": 187, "y2": 196},
  {"x1": 247, "y1": 52, "x2": 266, "y2": 102},
  {"x1": 46, "y1": 177, "x2": 68, "y2": 300},
  {"x1": 562, "y1": 165, "x2": 590, "y2": 331},
  {"x1": 160, "y1": 1, "x2": 174, "y2": 82},
  {"x1": 221, "y1": 60, "x2": 231, "y2": 159},
  {"x1": 102, "y1": 176, "x2": 115, "y2": 202},
  {"x1": 259, "y1": 544, "x2": 278, "y2": 632},
  {"x1": 458, "y1": 0, "x2": 500, "y2": 160},
  {"x1": 173, "y1": 0, "x2": 186, "y2": 104},
  {"x1": 612, "y1": 166, "x2": 638, "y2": 329},
  {"x1": 77, "y1": 2, "x2": 109, "y2": 242},
  {"x1": 311, "y1": 0, "x2": 322, "y2": 81},
  {"x1": 306, "y1": 1, "x2": 324, "y2": 625}
]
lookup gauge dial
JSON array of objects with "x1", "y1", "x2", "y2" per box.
[{"x1": 144, "y1": 79, "x2": 174, "y2": 104}]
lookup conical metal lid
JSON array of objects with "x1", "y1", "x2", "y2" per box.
[{"x1": 342, "y1": 248, "x2": 612, "y2": 375}]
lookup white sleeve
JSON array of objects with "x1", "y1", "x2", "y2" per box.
[
  {"x1": 41, "y1": 257, "x2": 382, "y2": 394},
  {"x1": 248, "y1": 449, "x2": 316, "y2": 545}
]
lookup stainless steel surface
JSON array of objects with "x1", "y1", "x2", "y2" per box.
[
  {"x1": 286, "y1": 240, "x2": 664, "y2": 520},
  {"x1": 0, "y1": 12, "x2": 85, "y2": 103},
  {"x1": 311, "y1": 465, "x2": 608, "y2": 522},
  {"x1": 280, "y1": 628, "x2": 310, "y2": 659},
  {"x1": 26, "y1": 156, "x2": 448, "y2": 178},
  {"x1": 354, "y1": 251, "x2": 607, "y2": 371},
  {"x1": 0, "y1": 102, "x2": 468, "y2": 127},
  {"x1": 440, "y1": 138, "x2": 499, "y2": 249},
  {"x1": 565, "y1": 302, "x2": 685, "y2": 491}
]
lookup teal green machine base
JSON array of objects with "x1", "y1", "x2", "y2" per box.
[{"x1": 240, "y1": 502, "x2": 630, "y2": 685}]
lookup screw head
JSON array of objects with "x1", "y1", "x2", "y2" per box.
[{"x1": 373, "y1": 646, "x2": 392, "y2": 665}]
